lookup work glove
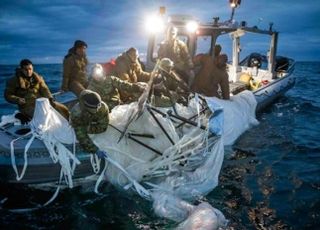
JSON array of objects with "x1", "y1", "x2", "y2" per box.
[
  {"x1": 95, "y1": 150, "x2": 107, "y2": 159},
  {"x1": 17, "y1": 98, "x2": 26, "y2": 105},
  {"x1": 135, "y1": 83, "x2": 146, "y2": 93},
  {"x1": 15, "y1": 112, "x2": 31, "y2": 125}
]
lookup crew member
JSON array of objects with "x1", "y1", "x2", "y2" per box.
[
  {"x1": 61, "y1": 40, "x2": 89, "y2": 97},
  {"x1": 70, "y1": 90, "x2": 109, "y2": 154},
  {"x1": 4, "y1": 59, "x2": 69, "y2": 123},
  {"x1": 112, "y1": 47, "x2": 150, "y2": 103},
  {"x1": 158, "y1": 25, "x2": 195, "y2": 87},
  {"x1": 192, "y1": 54, "x2": 230, "y2": 99},
  {"x1": 88, "y1": 64, "x2": 145, "y2": 110}
]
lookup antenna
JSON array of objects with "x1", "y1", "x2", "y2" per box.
[{"x1": 229, "y1": 0, "x2": 241, "y2": 22}]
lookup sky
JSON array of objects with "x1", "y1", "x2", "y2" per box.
[{"x1": 0, "y1": 0, "x2": 320, "y2": 65}]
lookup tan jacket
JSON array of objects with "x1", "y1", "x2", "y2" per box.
[
  {"x1": 192, "y1": 54, "x2": 230, "y2": 99},
  {"x1": 158, "y1": 39, "x2": 194, "y2": 72},
  {"x1": 62, "y1": 48, "x2": 89, "y2": 91},
  {"x1": 4, "y1": 69, "x2": 52, "y2": 117},
  {"x1": 113, "y1": 52, "x2": 150, "y2": 83},
  {"x1": 113, "y1": 52, "x2": 150, "y2": 102}
]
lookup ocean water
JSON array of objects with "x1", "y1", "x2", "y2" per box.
[{"x1": 0, "y1": 62, "x2": 319, "y2": 229}]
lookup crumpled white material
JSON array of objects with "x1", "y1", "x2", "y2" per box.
[
  {"x1": 91, "y1": 91, "x2": 258, "y2": 228},
  {"x1": 91, "y1": 98, "x2": 226, "y2": 228},
  {"x1": 152, "y1": 192, "x2": 228, "y2": 229},
  {"x1": 206, "y1": 90, "x2": 259, "y2": 145},
  {"x1": 0, "y1": 111, "x2": 20, "y2": 126},
  {"x1": 30, "y1": 98, "x2": 75, "y2": 145},
  {"x1": 176, "y1": 202, "x2": 228, "y2": 230},
  {"x1": 30, "y1": 98, "x2": 79, "y2": 187},
  {"x1": 10, "y1": 98, "x2": 79, "y2": 189}
]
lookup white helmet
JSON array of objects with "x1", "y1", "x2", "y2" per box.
[
  {"x1": 91, "y1": 63, "x2": 104, "y2": 79},
  {"x1": 159, "y1": 58, "x2": 174, "y2": 73}
]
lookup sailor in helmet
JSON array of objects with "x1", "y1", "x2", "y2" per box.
[
  {"x1": 158, "y1": 25, "x2": 195, "y2": 88},
  {"x1": 152, "y1": 58, "x2": 189, "y2": 107},
  {"x1": 70, "y1": 90, "x2": 109, "y2": 154},
  {"x1": 112, "y1": 47, "x2": 151, "y2": 103},
  {"x1": 88, "y1": 63, "x2": 146, "y2": 110}
]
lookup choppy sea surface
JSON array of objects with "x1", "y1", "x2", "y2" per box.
[{"x1": 0, "y1": 62, "x2": 319, "y2": 229}]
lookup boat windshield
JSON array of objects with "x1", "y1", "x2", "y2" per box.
[
  {"x1": 195, "y1": 35, "x2": 212, "y2": 56},
  {"x1": 150, "y1": 33, "x2": 190, "y2": 62}
]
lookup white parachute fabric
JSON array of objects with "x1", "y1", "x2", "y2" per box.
[
  {"x1": 152, "y1": 192, "x2": 227, "y2": 229},
  {"x1": 30, "y1": 98, "x2": 75, "y2": 144},
  {"x1": 0, "y1": 111, "x2": 20, "y2": 127},
  {"x1": 152, "y1": 192, "x2": 194, "y2": 222},
  {"x1": 92, "y1": 102, "x2": 179, "y2": 187},
  {"x1": 176, "y1": 202, "x2": 228, "y2": 230},
  {"x1": 91, "y1": 99, "x2": 227, "y2": 228},
  {"x1": 30, "y1": 98, "x2": 80, "y2": 188},
  {"x1": 206, "y1": 90, "x2": 259, "y2": 146},
  {"x1": 10, "y1": 98, "x2": 80, "y2": 187},
  {"x1": 153, "y1": 136, "x2": 224, "y2": 199}
]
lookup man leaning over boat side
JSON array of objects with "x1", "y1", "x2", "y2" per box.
[
  {"x1": 157, "y1": 25, "x2": 195, "y2": 88},
  {"x1": 151, "y1": 58, "x2": 190, "y2": 107},
  {"x1": 4, "y1": 59, "x2": 70, "y2": 123},
  {"x1": 70, "y1": 90, "x2": 109, "y2": 154},
  {"x1": 61, "y1": 40, "x2": 89, "y2": 97},
  {"x1": 192, "y1": 53, "x2": 230, "y2": 99},
  {"x1": 111, "y1": 47, "x2": 151, "y2": 103},
  {"x1": 88, "y1": 64, "x2": 146, "y2": 110}
]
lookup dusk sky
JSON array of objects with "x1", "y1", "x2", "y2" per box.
[{"x1": 1, "y1": 0, "x2": 319, "y2": 65}]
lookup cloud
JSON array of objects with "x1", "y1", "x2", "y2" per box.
[{"x1": 0, "y1": 0, "x2": 319, "y2": 64}]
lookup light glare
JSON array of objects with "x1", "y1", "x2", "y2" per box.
[
  {"x1": 92, "y1": 64, "x2": 104, "y2": 79},
  {"x1": 186, "y1": 21, "x2": 198, "y2": 33},
  {"x1": 145, "y1": 15, "x2": 164, "y2": 34}
]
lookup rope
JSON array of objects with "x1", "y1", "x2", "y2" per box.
[
  {"x1": 10, "y1": 131, "x2": 32, "y2": 181},
  {"x1": 99, "y1": 152, "x2": 151, "y2": 200},
  {"x1": 90, "y1": 154, "x2": 101, "y2": 174}
]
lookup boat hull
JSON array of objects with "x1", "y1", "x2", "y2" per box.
[
  {"x1": 0, "y1": 123, "x2": 93, "y2": 185},
  {"x1": 0, "y1": 70, "x2": 296, "y2": 185},
  {"x1": 254, "y1": 72, "x2": 296, "y2": 112}
]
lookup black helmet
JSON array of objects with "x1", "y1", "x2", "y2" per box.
[
  {"x1": 80, "y1": 90, "x2": 101, "y2": 113},
  {"x1": 74, "y1": 40, "x2": 88, "y2": 48}
]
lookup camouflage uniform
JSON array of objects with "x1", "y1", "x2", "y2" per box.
[
  {"x1": 62, "y1": 47, "x2": 89, "y2": 96},
  {"x1": 4, "y1": 69, "x2": 69, "y2": 119},
  {"x1": 88, "y1": 75, "x2": 144, "y2": 110},
  {"x1": 152, "y1": 70, "x2": 189, "y2": 107},
  {"x1": 113, "y1": 51, "x2": 150, "y2": 102},
  {"x1": 70, "y1": 90, "x2": 109, "y2": 153},
  {"x1": 158, "y1": 38, "x2": 194, "y2": 84}
]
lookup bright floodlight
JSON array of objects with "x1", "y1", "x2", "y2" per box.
[
  {"x1": 92, "y1": 64, "x2": 104, "y2": 79},
  {"x1": 229, "y1": 0, "x2": 241, "y2": 8},
  {"x1": 145, "y1": 15, "x2": 164, "y2": 34},
  {"x1": 186, "y1": 21, "x2": 198, "y2": 33}
]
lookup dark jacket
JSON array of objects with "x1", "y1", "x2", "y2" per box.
[
  {"x1": 62, "y1": 48, "x2": 89, "y2": 92},
  {"x1": 113, "y1": 52, "x2": 150, "y2": 102},
  {"x1": 158, "y1": 38, "x2": 194, "y2": 73},
  {"x1": 4, "y1": 69, "x2": 52, "y2": 118},
  {"x1": 192, "y1": 54, "x2": 230, "y2": 99}
]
